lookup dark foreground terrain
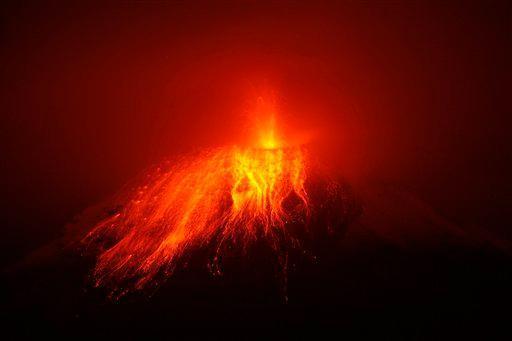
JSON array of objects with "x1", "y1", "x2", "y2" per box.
[{"x1": 3, "y1": 185, "x2": 511, "y2": 340}]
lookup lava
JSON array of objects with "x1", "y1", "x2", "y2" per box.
[{"x1": 82, "y1": 102, "x2": 320, "y2": 296}]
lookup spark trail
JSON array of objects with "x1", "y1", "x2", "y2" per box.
[{"x1": 82, "y1": 103, "x2": 316, "y2": 296}]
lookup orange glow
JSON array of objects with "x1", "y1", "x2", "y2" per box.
[
  {"x1": 83, "y1": 102, "x2": 310, "y2": 295},
  {"x1": 258, "y1": 114, "x2": 281, "y2": 149},
  {"x1": 252, "y1": 96, "x2": 284, "y2": 149}
]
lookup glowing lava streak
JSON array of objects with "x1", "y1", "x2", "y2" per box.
[{"x1": 84, "y1": 113, "x2": 310, "y2": 294}]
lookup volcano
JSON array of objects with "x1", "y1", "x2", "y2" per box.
[
  {"x1": 76, "y1": 99, "x2": 361, "y2": 298},
  {"x1": 2, "y1": 1, "x2": 510, "y2": 338}
]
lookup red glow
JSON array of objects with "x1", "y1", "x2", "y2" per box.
[{"x1": 83, "y1": 99, "x2": 313, "y2": 295}]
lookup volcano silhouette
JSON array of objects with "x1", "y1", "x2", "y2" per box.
[{"x1": 3, "y1": 174, "x2": 510, "y2": 338}]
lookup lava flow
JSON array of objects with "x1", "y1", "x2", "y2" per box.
[{"x1": 81, "y1": 101, "x2": 330, "y2": 296}]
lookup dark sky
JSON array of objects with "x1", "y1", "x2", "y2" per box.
[{"x1": 1, "y1": 1, "x2": 510, "y2": 265}]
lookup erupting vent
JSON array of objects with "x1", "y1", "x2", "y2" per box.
[{"x1": 82, "y1": 99, "x2": 349, "y2": 297}]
